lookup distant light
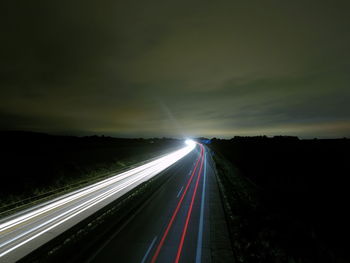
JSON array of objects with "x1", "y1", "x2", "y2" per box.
[
  {"x1": 0, "y1": 143, "x2": 195, "y2": 260},
  {"x1": 185, "y1": 139, "x2": 196, "y2": 147}
]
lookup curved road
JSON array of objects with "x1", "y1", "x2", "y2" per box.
[
  {"x1": 87, "y1": 144, "x2": 219, "y2": 263},
  {"x1": 0, "y1": 144, "x2": 195, "y2": 263},
  {"x1": 0, "y1": 142, "x2": 232, "y2": 263}
]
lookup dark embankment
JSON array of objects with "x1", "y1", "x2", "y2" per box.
[
  {"x1": 210, "y1": 136, "x2": 349, "y2": 263},
  {"x1": 0, "y1": 131, "x2": 181, "y2": 212}
]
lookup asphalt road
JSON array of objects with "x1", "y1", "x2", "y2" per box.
[
  {"x1": 87, "y1": 143, "x2": 215, "y2": 263},
  {"x1": 0, "y1": 144, "x2": 195, "y2": 263}
]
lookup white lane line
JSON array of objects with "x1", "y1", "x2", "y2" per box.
[
  {"x1": 0, "y1": 169, "x2": 155, "y2": 256},
  {"x1": 0, "y1": 145, "x2": 196, "y2": 260},
  {"x1": 176, "y1": 186, "x2": 184, "y2": 198},
  {"x1": 140, "y1": 236, "x2": 157, "y2": 263},
  {"x1": 86, "y1": 192, "x2": 157, "y2": 263},
  {"x1": 0, "y1": 163, "x2": 166, "y2": 250},
  {"x1": 0, "y1": 163, "x2": 156, "y2": 232},
  {"x1": 0, "y1": 146, "x2": 193, "y2": 233},
  {"x1": 195, "y1": 150, "x2": 207, "y2": 263},
  {"x1": 0, "y1": 146, "x2": 194, "y2": 234},
  {"x1": 0, "y1": 156, "x2": 173, "y2": 258}
]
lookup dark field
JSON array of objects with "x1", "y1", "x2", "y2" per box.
[
  {"x1": 1, "y1": 132, "x2": 349, "y2": 263},
  {"x1": 210, "y1": 137, "x2": 349, "y2": 263},
  {"x1": 0, "y1": 131, "x2": 182, "y2": 213}
]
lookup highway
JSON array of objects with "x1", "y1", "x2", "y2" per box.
[
  {"x1": 86, "y1": 143, "x2": 217, "y2": 263},
  {"x1": 0, "y1": 142, "x2": 196, "y2": 263}
]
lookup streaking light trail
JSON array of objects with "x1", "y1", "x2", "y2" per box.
[
  {"x1": 0, "y1": 143, "x2": 195, "y2": 263},
  {"x1": 150, "y1": 144, "x2": 204, "y2": 263}
]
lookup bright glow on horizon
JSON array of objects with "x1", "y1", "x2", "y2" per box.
[
  {"x1": 185, "y1": 139, "x2": 196, "y2": 147},
  {"x1": 0, "y1": 144, "x2": 195, "y2": 261}
]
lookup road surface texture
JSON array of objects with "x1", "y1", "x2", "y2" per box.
[
  {"x1": 0, "y1": 142, "x2": 233, "y2": 263},
  {"x1": 87, "y1": 144, "x2": 233, "y2": 263},
  {"x1": 0, "y1": 144, "x2": 195, "y2": 263}
]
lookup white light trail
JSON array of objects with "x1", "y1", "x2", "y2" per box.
[{"x1": 0, "y1": 143, "x2": 195, "y2": 262}]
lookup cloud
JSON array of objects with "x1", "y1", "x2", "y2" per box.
[{"x1": 0, "y1": 0, "x2": 349, "y2": 138}]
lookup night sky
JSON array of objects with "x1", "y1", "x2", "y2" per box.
[{"x1": 1, "y1": 1, "x2": 349, "y2": 138}]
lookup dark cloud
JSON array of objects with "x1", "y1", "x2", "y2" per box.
[{"x1": 1, "y1": 0, "x2": 349, "y2": 138}]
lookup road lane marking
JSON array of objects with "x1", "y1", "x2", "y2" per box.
[
  {"x1": 175, "y1": 144, "x2": 205, "y2": 263},
  {"x1": 0, "y1": 145, "x2": 196, "y2": 260},
  {"x1": 0, "y1": 146, "x2": 192, "y2": 233},
  {"x1": 176, "y1": 186, "x2": 184, "y2": 198},
  {"x1": 196, "y1": 150, "x2": 207, "y2": 263},
  {"x1": 0, "y1": 170, "x2": 162, "y2": 257},
  {"x1": 141, "y1": 236, "x2": 157, "y2": 263},
  {"x1": 0, "y1": 164, "x2": 168, "y2": 251},
  {"x1": 150, "y1": 145, "x2": 204, "y2": 263},
  {"x1": 86, "y1": 188, "x2": 159, "y2": 263}
]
